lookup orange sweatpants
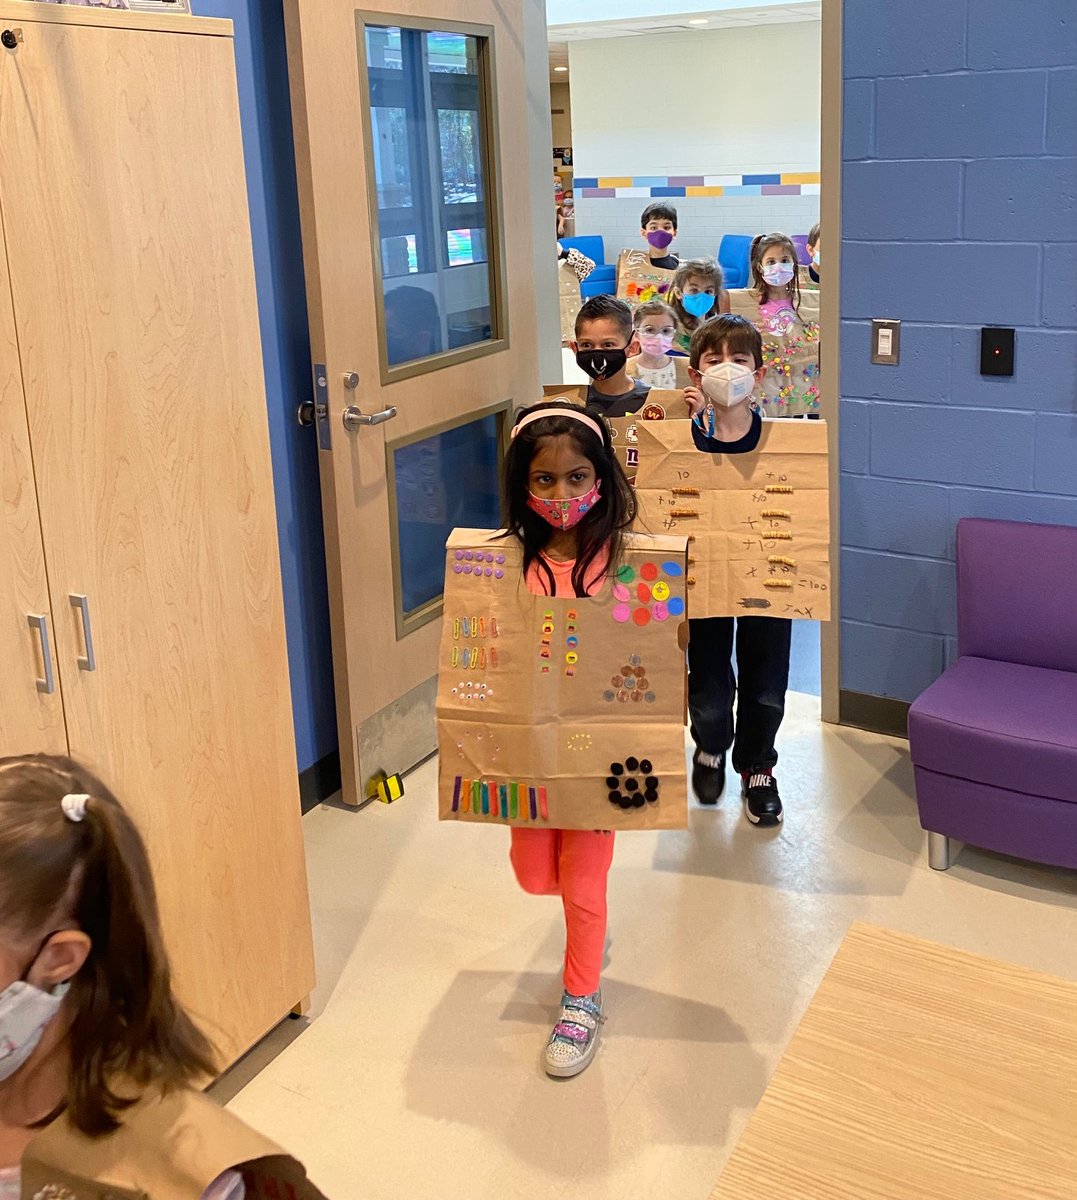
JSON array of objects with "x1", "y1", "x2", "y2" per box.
[{"x1": 509, "y1": 828, "x2": 615, "y2": 996}]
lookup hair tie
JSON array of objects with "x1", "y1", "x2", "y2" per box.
[
  {"x1": 511, "y1": 407, "x2": 605, "y2": 444},
  {"x1": 61, "y1": 793, "x2": 90, "y2": 823}
]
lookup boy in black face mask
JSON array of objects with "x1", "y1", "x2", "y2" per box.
[{"x1": 571, "y1": 295, "x2": 651, "y2": 417}]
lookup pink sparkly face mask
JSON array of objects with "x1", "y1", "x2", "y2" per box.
[{"x1": 527, "y1": 481, "x2": 602, "y2": 530}]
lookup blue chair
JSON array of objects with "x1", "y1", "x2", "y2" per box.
[
  {"x1": 559, "y1": 235, "x2": 616, "y2": 298},
  {"x1": 717, "y1": 234, "x2": 753, "y2": 289}
]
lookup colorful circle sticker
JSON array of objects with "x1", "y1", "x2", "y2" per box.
[
  {"x1": 632, "y1": 607, "x2": 651, "y2": 627},
  {"x1": 667, "y1": 596, "x2": 686, "y2": 617},
  {"x1": 662, "y1": 561, "x2": 684, "y2": 577},
  {"x1": 612, "y1": 603, "x2": 631, "y2": 623},
  {"x1": 612, "y1": 583, "x2": 630, "y2": 602},
  {"x1": 652, "y1": 581, "x2": 671, "y2": 601},
  {"x1": 617, "y1": 565, "x2": 635, "y2": 584},
  {"x1": 652, "y1": 602, "x2": 670, "y2": 622},
  {"x1": 636, "y1": 582, "x2": 652, "y2": 604},
  {"x1": 640, "y1": 562, "x2": 659, "y2": 582}
]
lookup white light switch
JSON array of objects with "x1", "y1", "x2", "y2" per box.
[{"x1": 871, "y1": 318, "x2": 901, "y2": 365}]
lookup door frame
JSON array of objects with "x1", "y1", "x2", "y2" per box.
[{"x1": 819, "y1": 0, "x2": 842, "y2": 724}]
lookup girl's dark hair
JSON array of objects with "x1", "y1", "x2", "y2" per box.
[
  {"x1": 669, "y1": 257, "x2": 724, "y2": 333},
  {"x1": 0, "y1": 754, "x2": 217, "y2": 1136},
  {"x1": 502, "y1": 400, "x2": 637, "y2": 597},
  {"x1": 749, "y1": 232, "x2": 803, "y2": 316}
]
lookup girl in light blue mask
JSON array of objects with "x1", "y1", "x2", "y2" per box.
[{"x1": 668, "y1": 257, "x2": 731, "y2": 355}]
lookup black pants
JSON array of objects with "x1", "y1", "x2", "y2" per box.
[{"x1": 687, "y1": 616, "x2": 792, "y2": 775}]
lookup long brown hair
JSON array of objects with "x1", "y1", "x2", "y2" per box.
[
  {"x1": 749, "y1": 232, "x2": 803, "y2": 315},
  {"x1": 0, "y1": 754, "x2": 216, "y2": 1135},
  {"x1": 668, "y1": 257, "x2": 724, "y2": 334}
]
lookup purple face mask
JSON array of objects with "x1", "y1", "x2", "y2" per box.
[{"x1": 645, "y1": 229, "x2": 675, "y2": 251}]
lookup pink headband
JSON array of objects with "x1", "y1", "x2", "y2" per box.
[{"x1": 510, "y1": 406, "x2": 605, "y2": 443}]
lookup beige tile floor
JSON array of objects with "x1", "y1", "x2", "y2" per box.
[{"x1": 212, "y1": 692, "x2": 1077, "y2": 1200}]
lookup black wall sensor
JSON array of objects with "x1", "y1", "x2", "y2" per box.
[{"x1": 980, "y1": 327, "x2": 1015, "y2": 377}]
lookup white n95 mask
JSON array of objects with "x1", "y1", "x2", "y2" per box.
[{"x1": 700, "y1": 362, "x2": 756, "y2": 408}]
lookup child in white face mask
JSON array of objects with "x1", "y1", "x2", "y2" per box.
[
  {"x1": 728, "y1": 232, "x2": 821, "y2": 419},
  {"x1": 0, "y1": 755, "x2": 326, "y2": 1200},
  {"x1": 682, "y1": 316, "x2": 792, "y2": 829}
]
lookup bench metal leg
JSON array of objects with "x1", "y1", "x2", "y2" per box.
[{"x1": 928, "y1": 831, "x2": 951, "y2": 871}]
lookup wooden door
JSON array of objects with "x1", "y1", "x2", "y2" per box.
[
  {"x1": 0, "y1": 5, "x2": 315, "y2": 1064},
  {"x1": 286, "y1": 0, "x2": 538, "y2": 806},
  {"x1": 0, "y1": 204, "x2": 67, "y2": 757}
]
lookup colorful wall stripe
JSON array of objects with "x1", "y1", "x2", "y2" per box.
[{"x1": 574, "y1": 172, "x2": 821, "y2": 199}]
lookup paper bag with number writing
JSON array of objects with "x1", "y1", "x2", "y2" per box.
[
  {"x1": 436, "y1": 529, "x2": 689, "y2": 830},
  {"x1": 616, "y1": 249, "x2": 676, "y2": 304},
  {"x1": 634, "y1": 418, "x2": 831, "y2": 621},
  {"x1": 539, "y1": 384, "x2": 686, "y2": 482}
]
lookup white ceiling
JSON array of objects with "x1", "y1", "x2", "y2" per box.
[{"x1": 548, "y1": 3, "x2": 820, "y2": 79}]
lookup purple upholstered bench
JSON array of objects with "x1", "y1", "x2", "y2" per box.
[{"x1": 908, "y1": 518, "x2": 1077, "y2": 871}]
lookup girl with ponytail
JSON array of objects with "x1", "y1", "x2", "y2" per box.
[{"x1": 0, "y1": 754, "x2": 327, "y2": 1199}]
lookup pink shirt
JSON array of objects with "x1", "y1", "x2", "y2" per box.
[{"x1": 525, "y1": 551, "x2": 608, "y2": 597}]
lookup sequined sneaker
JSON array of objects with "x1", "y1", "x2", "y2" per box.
[
  {"x1": 742, "y1": 771, "x2": 783, "y2": 826},
  {"x1": 544, "y1": 990, "x2": 604, "y2": 1078}
]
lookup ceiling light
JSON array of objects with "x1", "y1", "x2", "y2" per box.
[
  {"x1": 688, "y1": 17, "x2": 708, "y2": 24},
  {"x1": 554, "y1": 65, "x2": 568, "y2": 71}
]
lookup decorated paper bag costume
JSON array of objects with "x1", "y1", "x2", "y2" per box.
[
  {"x1": 728, "y1": 288, "x2": 821, "y2": 418},
  {"x1": 21, "y1": 1088, "x2": 328, "y2": 1199},
  {"x1": 634, "y1": 419, "x2": 831, "y2": 621},
  {"x1": 615, "y1": 249, "x2": 675, "y2": 305},
  {"x1": 436, "y1": 529, "x2": 690, "y2": 831},
  {"x1": 540, "y1": 384, "x2": 685, "y2": 482},
  {"x1": 558, "y1": 261, "x2": 583, "y2": 343}
]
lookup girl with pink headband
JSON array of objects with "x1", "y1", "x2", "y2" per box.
[{"x1": 501, "y1": 400, "x2": 636, "y2": 1076}]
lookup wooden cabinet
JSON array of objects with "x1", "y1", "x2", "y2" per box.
[{"x1": 0, "y1": 4, "x2": 315, "y2": 1066}]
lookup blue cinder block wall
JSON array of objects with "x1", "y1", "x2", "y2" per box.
[
  {"x1": 194, "y1": 0, "x2": 337, "y2": 774},
  {"x1": 840, "y1": 0, "x2": 1077, "y2": 703}
]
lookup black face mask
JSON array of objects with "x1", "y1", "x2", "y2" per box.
[{"x1": 575, "y1": 342, "x2": 632, "y2": 381}]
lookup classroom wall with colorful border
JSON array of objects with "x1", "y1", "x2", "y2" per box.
[{"x1": 573, "y1": 172, "x2": 821, "y2": 200}]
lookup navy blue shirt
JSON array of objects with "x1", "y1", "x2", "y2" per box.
[{"x1": 692, "y1": 409, "x2": 762, "y2": 455}]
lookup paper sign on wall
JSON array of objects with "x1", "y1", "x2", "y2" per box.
[
  {"x1": 436, "y1": 529, "x2": 690, "y2": 831},
  {"x1": 634, "y1": 419, "x2": 831, "y2": 621}
]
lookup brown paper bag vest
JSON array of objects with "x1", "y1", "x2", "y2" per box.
[
  {"x1": 633, "y1": 418, "x2": 831, "y2": 621},
  {"x1": 21, "y1": 1087, "x2": 329, "y2": 1199},
  {"x1": 436, "y1": 529, "x2": 689, "y2": 831},
  {"x1": 538, "y1": 385, "x2": 686, "y2": 482},
  {"x1": 558, "y1": 261, "x2": 582, "y2": 343},
  {"x1": 727, "y1": 288, "x2": 821, "y2": 418},
  {"x1": 615, "y1": 249, "x2": 676, "y2": 304}
]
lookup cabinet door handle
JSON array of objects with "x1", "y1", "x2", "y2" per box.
[
  {"x1": 28, "y1": 614, "x2": 55, "y2": 694},
  {"x1": 69, "y1": 594, "x2": 97, "y2": 671}
]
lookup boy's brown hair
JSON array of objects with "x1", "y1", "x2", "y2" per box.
[
  {"x1": 808, "y1": 222, "x2": 821, "y2": 246},
  {"x1": 0, "y1": 754, "x2": 217, "y2": 1136},
  {"x1": 632, "y1": 299, "x2": 677, "y2": 328},
  {"x1": 689, "y1": 314, "x2": 763, "y2": 371},
  {"x1": 574, "y1": 293, "x2": 634, "y2": 342}
]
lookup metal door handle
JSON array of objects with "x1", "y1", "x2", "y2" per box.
[
  {"x1": 69, "y1": 594, "x2": 97, "y2": 671},
  {"x1": 343, "y1": 405, "x2": 397, "y2": 431},
  {"x1": 28, "y1": 614, "x2": 55, "y2": 694}
]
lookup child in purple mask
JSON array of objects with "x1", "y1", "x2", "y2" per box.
[{"x1": 640, "y1": 201, "x2": 680, "y2": 271}]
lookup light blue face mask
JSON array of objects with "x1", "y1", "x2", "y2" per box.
[{"x1": 682, "y1": 291, "x2": 715, "y2": 319}]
